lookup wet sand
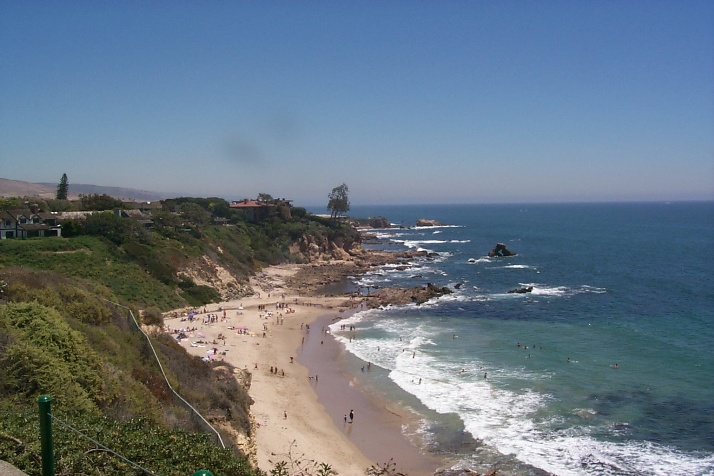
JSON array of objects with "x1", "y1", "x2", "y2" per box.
[{"x1": 299, "y1": 313, "x2": 443, "y2": 476}]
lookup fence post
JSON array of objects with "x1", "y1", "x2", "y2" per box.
[{"x1": 38, "y1": 395, "x2": 54, "y2": 476}]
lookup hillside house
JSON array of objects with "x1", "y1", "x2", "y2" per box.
[
  {"x1": 0, "y1": 208, "x2": 62, "y2": 239},
  {"x1": 229, "y1": 199, "x2": 273, "y2": 223},
  {"x1": 229, "y1": 198, "x2": 292, "y2": 223}
]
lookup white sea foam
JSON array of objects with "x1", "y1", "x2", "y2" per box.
[
  {"x1": 394, "y1": 351, "x2": 713, "y2": 476},
  {"x1": 528, "y1": 285, "x2": 569, "y2": 296},
  {"x1": 467, "y1": 257, "x2": 492, "y2": 264},
  {"x1": 401, "y1": 239, "x2": 470, "y2": 249},
  {"x1": 495, "y1": 429, "x2": 714, "y2": 476},
  {"x1": 412, "y1": 224, "x2": 464, "y2": 230},
  {"x1": 332, "y1": 310, "x2": 714, "y2": 475},
  {"x1": 524, "y1": 284, "x2": 607, "y2": 297},
  {"x1": 480, "y1": 284, "x2": 608, "y2": 300}
]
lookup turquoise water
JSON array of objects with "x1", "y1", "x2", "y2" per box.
[{"x1": 320, "y1": 202, "x2": 714, "y2": 475}]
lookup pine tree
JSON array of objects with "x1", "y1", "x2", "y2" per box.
[{"x1": 56, "y1": 173, "x2": 69, "y2": 200}]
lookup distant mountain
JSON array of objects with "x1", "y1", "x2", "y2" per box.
[{"x1": 0, "y1": 178, "x2": 169, "y2": 202}]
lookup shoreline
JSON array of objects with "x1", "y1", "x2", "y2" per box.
[
  {"x1": 299, "y1": 313, "x2": 443, "y2": 476},
  {"x1": 168, "y1": 262, "x2": 443, "y2": 475}
]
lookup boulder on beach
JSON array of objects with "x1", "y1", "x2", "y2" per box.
[{"x1": 488, "y1": 243, "x2": 517, "y2": 257}]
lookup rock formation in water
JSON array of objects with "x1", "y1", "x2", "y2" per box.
[
  {"x1": 488, "y1": 243, "x2": 517, "y2": 257},
  {"x1": 416, "y1": 218, "x2": 443, "y2": 227},
  {"x1": 368, "y1": 282, "x2": 453, "y2": 307},
  {"x1": 508, "y1": 286, "x2": 533, "y2": 294}
]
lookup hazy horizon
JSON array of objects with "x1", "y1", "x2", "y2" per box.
[
  {"x1": 2, "y1": 2, "x2": 712, "y2": 205},
  {"x1": 4, "y1": 176, "x2": 712, "y2": 210}
]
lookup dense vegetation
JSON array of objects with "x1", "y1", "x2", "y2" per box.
[
  {"x1": 0, "y1": 196, "x2": 360, "y2": 475},
  {"x1": 1, "y1": 196, "x2": 359, "y2": 310}
]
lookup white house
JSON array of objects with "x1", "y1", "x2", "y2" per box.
[{"x1": 0, "y1": 209, "x2": 62, "y2": 239}]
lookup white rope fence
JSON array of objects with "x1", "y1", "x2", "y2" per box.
[{"x1": 102, "y1": 299, "x2": 226, "y2": 449}]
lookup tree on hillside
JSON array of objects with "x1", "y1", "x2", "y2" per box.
[
  {"x1": 178, "y1": 202, "x2": 212, "y2": 227},
  {"x1": 56, "y1": 173, "x2": 69, "y2": 200},
  {"x1": 327, "y1": 183, "x2": 350, "y2": 219},
  {"x1": 45, "y1": 198, "x2": 73, "y2": 212},
  {"x1": 79, "y1": 193, "x2": 123, "y2": 211},
  {"x1": 257, "y1": 193, "x2": 274, "y2": 203},
  {"x1": 0, "y1": 197, "x2": 22, "y2": 209}
]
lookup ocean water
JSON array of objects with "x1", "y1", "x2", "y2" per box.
[{"x1": 323, "y1": 202, "x2": 714, "y2": 475}]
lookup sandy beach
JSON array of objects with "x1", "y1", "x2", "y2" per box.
[{"x1": 166, "y1": 263, "x2": 442, "y2": 476}]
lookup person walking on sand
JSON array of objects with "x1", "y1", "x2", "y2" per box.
[{"x1": 349, "y1": 409, "x2": 354, "y2": 423}]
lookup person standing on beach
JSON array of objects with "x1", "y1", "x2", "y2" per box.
[{"x1": 349, "y1": 409, "x2": 354, "y2": 423}]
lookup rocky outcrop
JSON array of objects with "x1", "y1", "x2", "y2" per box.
[
  {"x1": 508, "y1": 286, "x2": 533, "y2": 294},
  {"x1": 367, "y1": 282, "x2": 453, "y2": 307},
  {"x1": 488, "y1": 243, "x2": 517, "y2": 257},
  {"x1": 288, "y1": 233, "x2": 360, "y2": 263},
  {"x1": 285, "y1": 250, "x2": 428, "y2": 295},
  {"x1": 351, "y1": 217, "x2": 390, "y2": 228},
  {"x1": 416, "y1": 218, "x2": 443, "y2": 227}
]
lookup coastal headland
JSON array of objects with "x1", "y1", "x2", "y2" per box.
[{"x1": 165, "y1": 249, "x2": 450, "y2": 475}]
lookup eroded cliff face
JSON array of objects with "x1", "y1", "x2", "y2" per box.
[
  {"x1": 178, "y1": 255, "x2": 252, "y2": 300},
  {"x1": 288, "y1": 233, "x2": 361, "y2": 262},
  {"x1": 209, "y1": 366, "x2": 258, "y2": 466},
  {"x1": 176, "y1": 232, "x2": 363, "y2": 301}
]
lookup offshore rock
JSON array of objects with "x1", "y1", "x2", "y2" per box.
[
  {"x1": 416, "y1": 218, "x2": 443, "y2": 227},
  {"x1": 508, "y1": 286, "x2": 533, "y2": 294},
  {"x1": 351, "y1": 216, "x2": 390, "y2": 228},
  {"x1": 367, "y1": 282, "x2": 453, "y2": 307},
  {"x1": 488, "y1": 243, "x2": 517, "y2": 257}
]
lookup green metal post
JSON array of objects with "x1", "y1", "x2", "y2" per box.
[
  {"x1": 38, "y1": 395, "x2": 54, "y2": 476},
  {"x1": 192, "y1": 471, "x2": 214, "y2": 476}
]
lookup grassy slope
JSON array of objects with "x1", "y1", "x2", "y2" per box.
[
  {"x1": 0, "y1": 236, "x2": 185, "y2": 309},
  {"x1": 0, "y1": 215, "x2": 359, "y2": 475},
  {"x1": 0, "y1": 228, "x2": 256, "y2": 473}
]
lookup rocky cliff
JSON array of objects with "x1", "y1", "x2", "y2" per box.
[{"x1": 288, "y1": 232, "x2": 360, "y2": 262}]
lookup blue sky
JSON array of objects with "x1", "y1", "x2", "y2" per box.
[{"x1": 1, "y1": 1, "x2": 712, "y2": 206}]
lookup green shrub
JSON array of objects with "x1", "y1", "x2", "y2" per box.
[
  {"x1": 123, "y1": 241, "x2": 177, "y2": 284},
  {"x1": 178, "y1": 276, "x2": 221, "y2": 307},
  {"x1": 141, "y1": 307, "x2": 164, "y2": 326},
  {"x1": 0, "y1": 406, "x2": 261, "y2": 476},
  {"x1": 0, "y1": 302, "x2": 104, "y2": 414}
]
